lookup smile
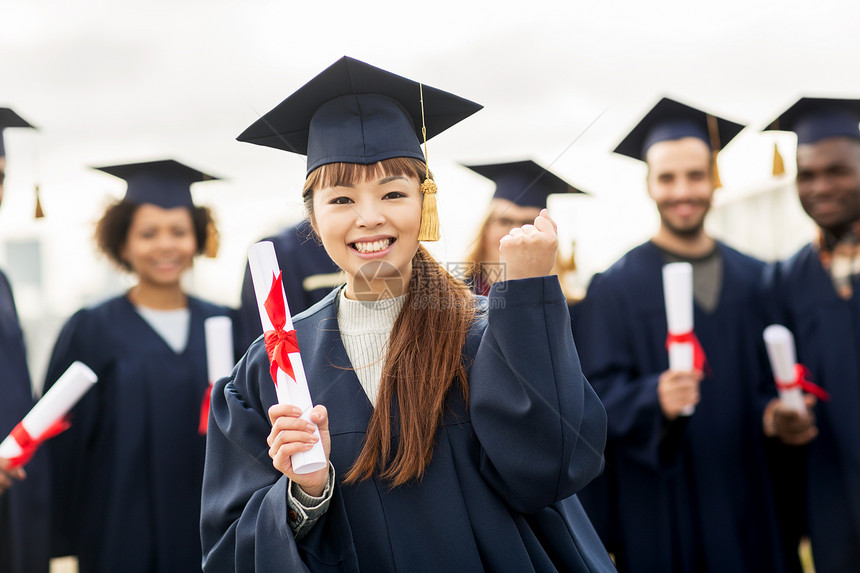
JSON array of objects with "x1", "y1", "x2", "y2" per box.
[{"x1": 351, "y1": 238, "x2": 394, "y2": 254}]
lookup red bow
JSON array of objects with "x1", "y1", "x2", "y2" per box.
[
  {"x1": 263, "y1": 272, "x2": 300, "y2": 386},
  {"x1": 6, "y1": 418, "x2": 71, "y2": 469},
  {"x1": 665, "y1": 330, "x2": 709, "y2": 373},
  {"x1": 776, "y1": 364, "x2": 830, "y2": 401},
  {"x1": 198, "y1": 385, "x2": 212, "y2": 435}
]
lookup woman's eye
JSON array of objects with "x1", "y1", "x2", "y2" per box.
[
  {"x1": 330, "y1": 196, "x2": 352, "y2": 205},
  {"x1": 383, "y1": 191, "x2": 405, "y2": 199}
]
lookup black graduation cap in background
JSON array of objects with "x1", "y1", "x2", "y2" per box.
[
  {"x1": 237, "y1": 56, "x2": 483, "y2": 175},
  {"x1": 462, "y1": 160, "x2": 585, "y2": 210},
  {"x1": 93, "y1": 159, "x2": 219, "y2": 209},
  {"x1": 765, "y1": 97, "x2": 860, "y2": 145},
  {"x1": 0, "y1": 108, "x2": 36, "y2": 157},
  {"x1": 614, "y1": 97, "x2": 745, "y2": 161}
]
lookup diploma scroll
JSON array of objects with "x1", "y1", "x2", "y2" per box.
[
  {"x1": 663, "y1": 262, "x2": 695, "y2": 416},
  {"x1": 248, "y1": 241, "x2": 327, "y2": 475},
  {"x1": 0, "y1": 361, "x2": 97, "y2": 468},
  {"x1": 763, "y1": 325, "x2": 807, "y2": 414},
  {"x1": 200, "y1": 316, "x2": 235, "y2": 434}
]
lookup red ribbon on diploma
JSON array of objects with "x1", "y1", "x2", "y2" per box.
[
  {"x1": 7, "y1": 418, "x2": 71, "y2": 469},
  {"x1": 263, "y1": 272, "x2": 300, "y2": 386},
  {"x1": 776, "y1": 363, "x2": 830, "y2": 401},
  {"x1": 665, "y1": 330, "x2": 709, "y2": 373},
  {"x1": 198, "y1": 386, "x2": 212, "y2": 435}
]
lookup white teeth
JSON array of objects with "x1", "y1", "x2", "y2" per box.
[{"x1": 353, "y1": 239, "x2": 391, "y2": 253}]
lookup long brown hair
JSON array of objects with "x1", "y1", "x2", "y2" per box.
[{"x1": 304, "y1": 158, "x2": 476, "y2": 487}]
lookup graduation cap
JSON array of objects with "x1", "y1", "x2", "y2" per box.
[
  {"x1": 93, "y1": 159, "x2": 219, "y2": 209},
  {"x1": 0, "y1": 108, "x2": 35, "y2": 158},
  {"x1": 765, "y1": 97, "x2": 860, "y2": 145},
  {"x1": 238, "y1": 56, "x2": 482, "y2": 241},
  {"x1": 764, "y1": 97, "x2": 860, "y2": 175},
  {"x1": 238, "y1": 56, "x2": 482, "y2": 174},
  {"x1": 462, "y1": 160, "x2": 585, "y2": 209},
  {"x1": 614, "y1": 97, "x2": 745, "y2": 187}
]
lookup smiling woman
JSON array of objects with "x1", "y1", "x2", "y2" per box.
[
  {"x1": 304, "y1": 158, "x2": 426, "y2": 300},
  {"x1": 41, "y1": 160, "x2": 239, "y2": 573},
  {"x1": 201, "y1": 56, "x2": 614, "y2": 572}
]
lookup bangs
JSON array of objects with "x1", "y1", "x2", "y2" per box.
[{"x1": 304, "y1": 157, "x2": 429, "y2": 193}]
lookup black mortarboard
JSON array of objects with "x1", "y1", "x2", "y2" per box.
[
  {"x1": 0, "y1": 108, "x2": 35, "y2": 157},
  {"x1": 765, "y1": 97, "x2": 860, "y2": 145},
  {"x1": 462, "y1": 160, "x2": 585, "y2": 209},
  {"x1": 237, "y1": 56, "x2": 483, "y2": 175},
  {"x1": 93, "y1": 159, "x2": 219, "y2": 208},
  {"x1": 613, "y1": 97, "x2": 745, "y2": 161}
]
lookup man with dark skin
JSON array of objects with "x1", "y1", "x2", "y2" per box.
[{"x1": 764, "y1": 97, "x2": 860, "y2": 573}]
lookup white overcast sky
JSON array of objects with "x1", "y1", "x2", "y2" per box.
[{"x1": 2, "y1": 0, "x2": 860, "y2": 315}]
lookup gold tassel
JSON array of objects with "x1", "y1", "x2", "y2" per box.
[
  {"x1": 34, "y1": 184, "x2": 44, "y2": 219},
  {"x1": 706, "y1": 114, "x2": 724, "y2": 189},
  {"x1": 711, "y1": 152, "x2": 723, "y2": 189},
  {"x1": 416, "y1": 83, "x2": 440, "y2": 242},
  {"x1": 773, "y1": 143, "x2": 785, "y2": 176},
  {"x1": 417, "y1": 178, "x2": 439, "y2": 241},
  {"x1": 204, "y1": 218, "x2": 219, "y2": 258}
]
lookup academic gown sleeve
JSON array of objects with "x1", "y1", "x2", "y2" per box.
[
  {"x1": 573, "y1": 271, "x2": 665, "y2": 469},
  {"x1": 41, "y1": 309, "x2": 105, "y2": 557},
  {"x1": 200, "y1": 342, "x2": 359, "y2": 573},
  {"x1": 469, "y1": 276, "x2": 607, "y2": 512}
]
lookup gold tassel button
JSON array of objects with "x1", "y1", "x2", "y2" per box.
[
  {"x1": 417, "y1": 177, "x2": 440, "y2": 242},
  {"x1": 773, "y1": 143, "x2": 786, "y2": 176}
]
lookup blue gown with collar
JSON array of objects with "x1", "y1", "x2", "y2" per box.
[
  {"x1": 43, "y1": 294, "x2": 237, "y2": 573},
  {"x1": 571, "y1": 241, "x2": 785, "y2": 573},
  {"x1": 764, "y1": 243, "x2": 860, "y2": 573},
  {"x1": 0, "y1": 269, "x2": 50, "y2": 573},
  {"x1": 201, "y1": 276, "x2": 615, "y2": 572},
  {"x1": 236, "y1": 220, "x2": 341, "y2": 353}
]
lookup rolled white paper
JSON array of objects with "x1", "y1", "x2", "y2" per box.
[
  {"x1": 662, "y1": 262, "x2": 695, "y2": 416},
  {"x1": 763, "y1": 325, "x2": 806, "y2": 414},
  {"x1": 248, "y1": 241, "x2": 327, "y2": 475},
  {"x1": 0, "y1": 361, "x2": 98, "y2": 461},
  {"x1": 205, "y1": 316, "x2": 235, "y2": 383}
]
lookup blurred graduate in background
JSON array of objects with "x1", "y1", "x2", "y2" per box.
[
  {"x1": 43, "y1": 160, "x2": 238, "y2": 573},
  {"x1": 461, "y1": 159, "x2": 584, "y2": 300},
  {"x1": 572, "y1": 98, "x2": 789, "y2": 572},
  {"x1": 0, "y1": 108, "x2": 50, "y2": 573},
  {"x1": 763, "y1": 97, "x2": 860, "y2": 573}
]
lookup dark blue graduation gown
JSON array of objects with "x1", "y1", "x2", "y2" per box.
[
  {"x1": 236, "y1": 220, "x2": 340, "y2": 352},
  {"x1": 43, "y1": 295, "x2": 235, "y2": 573},
  {"x1": 571, "y1": 241, "x2": 785, "y2": 573},
  {"x1": 0, "y1": 269, "x2": 50, "y2": 573},
  {"x1": 201, "y1": 277, "x2": 615, "y2": 572},
  {"x1": 765, "y1": 243, "x2": 860, "y2": 573}
]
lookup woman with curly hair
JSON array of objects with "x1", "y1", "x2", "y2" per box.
[{"x1": 44, "y1": 159, "x2": 237, "y2": 573}]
